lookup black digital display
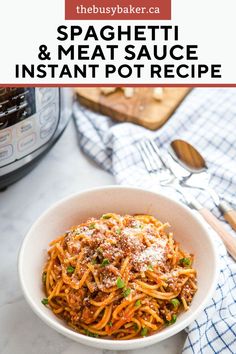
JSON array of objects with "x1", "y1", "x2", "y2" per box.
[{"x1": 0, "y1": 88, "x2": 36, "y2": 130}]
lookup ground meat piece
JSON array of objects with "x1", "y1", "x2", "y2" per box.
[
  {"x1": 67, "y1": 288, "x2": 85, "y2": 310},
  {"x1": 81, "y1": 306, "x2": 95, "y2": 324},
  {"x1": 180, "y1": 282, "x2": 196, "y2": 303}
]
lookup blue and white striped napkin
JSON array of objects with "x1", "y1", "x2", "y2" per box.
[{"x1": 73, "y1": 88, "x2": 236, "y2": 354}]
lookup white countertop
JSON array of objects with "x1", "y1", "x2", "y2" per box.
[{"x1": 0, "y1": 121, "x2": 186, "y2": 354}]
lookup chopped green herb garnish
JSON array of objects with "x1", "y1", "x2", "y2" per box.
[
  {"x1": 42, "y1": 271, "x2": 47, "y2": 284},
  {"x1": 133, "y1": 323, "x2": 139, "y2": 331},
  {"x1": 67, "y1": 265, "x2": 75, "y2": 274},
  {"x1": 147, "y1": 264, "x2": 154, "y2": 271},
  {"x1": 137, "y1": 224, "x2": 144, "y2": 229},
  {"x1": 170, "y1": 298, "x2": 180, "y2": 308},
  {"x1": 89, "y1": 222, "x2": 96, "y2": 230},
  {"x1": 41, "y1": 298, "x2": 48, "y2": 305},
  {"x1": 108, "y1": 321, "x2": 113, "y2": 327},
  {"x1": 135, "y1": 300, "x2": 141, "y2": 307},
  {"x1": 102, "y1": 214, "x2": 112, "y2": 219},
  {"x1": 132, "y1": 222, "x2": 143, "y2": 229},
  {"x1": 166, "y1": 314, "x2": 177, "y2": 325},
  {"x1": 179, "y1": 257, "x2": 191, "y2": 266},
  {"x1": 101, "y1": 258, "x2": 110, "y2": 267},
  {"x1": 116, "y1": 228, "x2": 122, "y2": 235},
  {"x1": 123, "y1": 288, "x2": 131, "y2": 297},
  {"x1": 170, "y1": 314, "x2": 177, "y2": 324},
  {"x1": 91, "y1": 258, "x2": 97, "y2": 265},
  {"x1": 141, "y1": 327, "x2": 148, "y2": 336},
  {"x1": 116, "y1": 277, "x2": 125, "y2": 289},
  {"x1": 84, "y1": 329, "x2": 99, "y2": 338}
]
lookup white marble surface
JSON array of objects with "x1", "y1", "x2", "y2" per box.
[{"x1": 0, "y1": 121, "x2": 186, "y2": 354}]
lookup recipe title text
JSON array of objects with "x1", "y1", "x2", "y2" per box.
[{"x1": 15, "y1": 25, "x2": 222, "y2": 80}]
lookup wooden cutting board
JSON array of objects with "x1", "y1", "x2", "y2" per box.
[{"x1": 75, "y1": 88, "x2": 191, "y2": 130}]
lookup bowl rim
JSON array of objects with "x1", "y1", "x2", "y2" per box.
[{"x1": 18, "y1": 185, "x2": 219, "y2": 349}]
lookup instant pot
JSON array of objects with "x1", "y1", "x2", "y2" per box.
[{"x1": 0, "y1": 87, "x2": 73, "y2": 189}]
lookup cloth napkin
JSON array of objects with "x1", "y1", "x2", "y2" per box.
[{"x1": 73, "y1": 88, "x2": 236, "y2": 354}]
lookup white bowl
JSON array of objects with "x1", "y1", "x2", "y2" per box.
[{"x1": 18, "y1": 186, "x2": 219, "y2": 350}]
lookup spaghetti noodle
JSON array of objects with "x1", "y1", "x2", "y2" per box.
[{"x1": 42, "y1": 213, "x2": 197, "y2": 339}]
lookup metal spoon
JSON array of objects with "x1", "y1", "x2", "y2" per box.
[{"x1": 169, "y1": 139, "x2": 236, "y2": 231}]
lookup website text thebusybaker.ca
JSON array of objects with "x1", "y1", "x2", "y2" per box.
[{"x1": 75, "y1": 4, "x2": 161, "y2": 16}]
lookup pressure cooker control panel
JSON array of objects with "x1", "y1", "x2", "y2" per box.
[{"x1": 0, "y1": 88, "x2": 60, "y2": 167}]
